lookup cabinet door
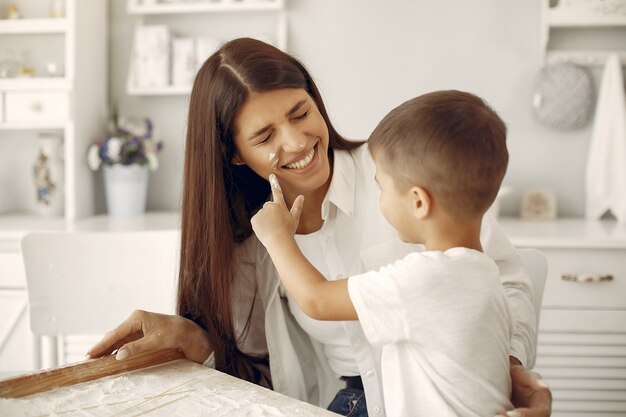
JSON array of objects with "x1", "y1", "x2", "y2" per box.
[
  {"x1": 0, "y1": 251, "x2": 27, "y2": 288},
  {"x1": 0, "y1": 289, "x2": 35, "y2": 373},
  {"x1": 536, "y1": 309, "x2": 626, "y2": 416}
]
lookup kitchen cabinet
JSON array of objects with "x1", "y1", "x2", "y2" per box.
[
  {"x1": 0, "y1": 234, "x2": 35, "y2": 373},
  {"x1": 501, "y1": 218, "x2": 626, "y2": 417},
  {"x1": 0, "y1": 0, "x2": 108, "y2": 220},
  {"x1": 125, "y1": 0, "x2": 287, "y2": 96}
]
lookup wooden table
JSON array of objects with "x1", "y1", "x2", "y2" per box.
[{"x1": 0, "y1": 350, "x2": 338, "y2": 416}]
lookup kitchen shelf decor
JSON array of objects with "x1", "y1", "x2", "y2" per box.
[{"x1": 125, "y1": 0, "x2": 287, "y2": 96}]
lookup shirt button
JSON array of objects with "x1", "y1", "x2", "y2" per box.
[
  {"x1": 365, "y1": 370, "x2": 374, "y2": 377},
  {"x1": 373, "y1": 406, "x2": 381, "y2": 414}
]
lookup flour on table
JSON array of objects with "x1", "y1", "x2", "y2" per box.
[{"x1": 0, "y1": 360, "x2": 336, "y2": 416}]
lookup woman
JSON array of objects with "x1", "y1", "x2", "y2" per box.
[{"x1": 89, "y1": 38, "x2": 551, "y2": 417}]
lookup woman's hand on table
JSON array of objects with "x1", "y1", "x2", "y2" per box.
[
  {"x1": 496, "y1": 357, "x2": 552, "y2": 417},
  {"x1": 86, "y1": 310, "x2": 213, "y2": 365}
]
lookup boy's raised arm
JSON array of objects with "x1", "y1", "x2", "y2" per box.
[{"x1": 251, "y1": 174, "x2": 357, "y2": 321}]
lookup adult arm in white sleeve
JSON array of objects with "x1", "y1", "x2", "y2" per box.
[{"x1": 481, "y1": 213, "x2": 537, "y2": 367}]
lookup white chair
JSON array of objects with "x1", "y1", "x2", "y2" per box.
[
  {"x1": 21, "y1": 230, "x2": 180, "y2": 369},
  {"x1": 516, "y1": 248, "x2": 548, "y2": 369}
]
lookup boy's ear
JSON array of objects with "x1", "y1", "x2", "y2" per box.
[{"x1": 410, "y1": 185, "x2": 431, "y2": 219}]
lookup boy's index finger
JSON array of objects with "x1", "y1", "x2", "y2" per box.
[{"x1": 269, "y1": 174, "x2": 286, "y2": 206}]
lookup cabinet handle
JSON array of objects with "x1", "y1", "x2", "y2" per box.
[
  {"x1": 561, "y1": 273, "x2": 613, "y2": 283},
  {"x1": 30, "y1": 102, "x2": 43, "y2": 112}
]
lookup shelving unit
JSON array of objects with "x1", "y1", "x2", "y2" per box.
[
  {"x1": 542, "y1": 0, "x2": 626, "y2": 66},
  {"x1": 0, "y1": 1, "x2": 108, "y2": 220},
  {"x1": 0, "y1": 0, "x2": 108, "y2": 372},
  {"x1": 125, "y1": 0, "x2": 287, "y2": 96}
]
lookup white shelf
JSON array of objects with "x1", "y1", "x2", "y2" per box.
[
  {"x1": 0, "y1": 78, "x2": 70, "y2": 92},
  {"x1": 548, "y1": 0, "x2": 626, "y2": 27},
  {"x1": 128, "y1": 0, "x2": 283, "y2": 14},
  {"x1": 546, "y1": 49, "x2": 626, "y2": 67},
  {"x1": 549, "y1": 15, "x2": 626, "y2": 27},
  {"x1": 127, "y1": 84, "x2": 191, "y2": 96},
  {"x1": 0, "y1": 18, "x2": 68, "y2": 34},
  {"x1": 0, "y1": 122, "x2": 66, "y2": 131}
]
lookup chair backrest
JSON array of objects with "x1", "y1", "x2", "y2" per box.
[
  {"x1": 517, "y1": 248, "x2": 548, "y2": 328},
  {"x1": 21, "y1": 230, "x2": 180, "y2": 366}
]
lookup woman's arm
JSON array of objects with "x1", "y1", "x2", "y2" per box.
[
  {"x1": 481, "y1": 213, "x2": 536, "y2": 367},
  {"x1": 481, "y1": 214, "x2": 552, "y2": 416}
]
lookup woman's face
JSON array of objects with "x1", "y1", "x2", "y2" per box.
[{"x1": 232, "y1": 88, "x2": 331, "y2": 198}]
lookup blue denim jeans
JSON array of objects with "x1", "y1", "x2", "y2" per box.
[{"x1": 327, "y1": 387, "x2": 369, "y2": 417}]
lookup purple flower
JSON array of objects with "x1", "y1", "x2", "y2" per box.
[{"x1": 86, "y1": 117, "x2": 163, "y2": 171}]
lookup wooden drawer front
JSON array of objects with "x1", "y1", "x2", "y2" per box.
[
  {"x1": 0, "y1": 252, "x2": 27, "y2": 288},
  {"x1": 541, "y1": 248, "x2": 626, "y2": 309},
  {"x1": 536, "y1": 310, "x2": 626, "y2": 415},
  {"x1": 5, "y1": 92, "x2": 69, "y2": 123}
]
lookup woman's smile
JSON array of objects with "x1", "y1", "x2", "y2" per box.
[{"x1": 282, "y1": 143, "x2": 318, "y2": 172}]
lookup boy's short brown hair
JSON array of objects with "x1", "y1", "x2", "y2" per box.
[{"x1": 368, "y1": 90, "x2": 508, "y2": 220}]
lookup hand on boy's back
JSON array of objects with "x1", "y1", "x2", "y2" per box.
[{"x1": 251, "y1": 174, "x2": 304, "y2": 247}]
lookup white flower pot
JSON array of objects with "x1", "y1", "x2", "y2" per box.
[{"x1": 103, "y1": 164, "x2": 149, "y2": 217}]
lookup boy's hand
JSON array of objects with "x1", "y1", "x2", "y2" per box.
[{"x1": 251, "y1": 174, "x2": 305, "y2": 247}]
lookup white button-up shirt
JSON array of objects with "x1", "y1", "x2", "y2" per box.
[{"x1": 226, "y1": 144, "x2": 536, "y2": 417}]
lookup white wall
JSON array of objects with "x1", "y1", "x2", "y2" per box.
[{"x1": 109, "y1": 0, "x2": 620, "y2": 217}]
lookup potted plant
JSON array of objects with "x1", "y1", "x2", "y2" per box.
[{"x1": 87, "y1": 116, "x2": 163, "y2": 216}]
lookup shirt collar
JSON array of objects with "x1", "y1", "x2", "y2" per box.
[{"x1": 321, "y1": 149, "x2": 355, "y2": 220}]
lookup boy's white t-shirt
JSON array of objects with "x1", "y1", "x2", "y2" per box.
[{"x1": 348, "y1": 247, "x2": 514, "y2": 417}]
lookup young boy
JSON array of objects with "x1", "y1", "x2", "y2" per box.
[{"x1": 251, "y1": 90, "x2": 514, "y2": 417}]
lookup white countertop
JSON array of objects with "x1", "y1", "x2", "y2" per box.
[
  {"x1": 499, "y1": 217, "x2": 626, "y2": 249},
  {"x1": 0, "y1": 212, "x2": 180, "y2": 251},
  {"x1": 2, "y1": 214, "x2": 625, "y2": 250}
]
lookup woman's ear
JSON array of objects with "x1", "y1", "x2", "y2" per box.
[
  {"x1": 411, "y1": 185, "x2": 431, "y2": 219},
  {"x1": 232, "y1": 154, "x2": 245, "y2": 166}
]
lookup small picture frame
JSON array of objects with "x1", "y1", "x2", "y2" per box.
[{"x1": 520, "y1": 188, "x2": 558, "y2": 219}]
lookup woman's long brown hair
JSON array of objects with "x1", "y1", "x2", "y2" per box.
[{"x1": 178, "y1": 38, "x2": 363, "y2": 385}]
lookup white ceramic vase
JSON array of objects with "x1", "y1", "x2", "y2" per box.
[
  {"x1": 33, "y1": 133, "x2": 64, "y2": 217},
  {"x1": 103, "y1": 164, "x2": 149, "y2": 217}
]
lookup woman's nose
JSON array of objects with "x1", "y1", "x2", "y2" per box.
[{"x1": 279, "y1": 132, "x2": 306, "y2": 153}]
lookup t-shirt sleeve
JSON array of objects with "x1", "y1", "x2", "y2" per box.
[{"x1": 347, "y1": 266, "x2": 406, "y2": 346}]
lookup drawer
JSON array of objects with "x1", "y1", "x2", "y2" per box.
[
  {"x1": 0, "y1": 251, "x2": 27, "y2": 288},
  {"x1": 5, "y1": 92, "x2": 69, "y2": 123},
  {"x1": 536, "y1": 310, "x2": 626, "y2": 416},
  {"x1": 540, "y1": 247, "x2": 626, "y2": 308}
]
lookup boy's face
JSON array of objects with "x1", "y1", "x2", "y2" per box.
[{"x1": 373, "y1": 154, "x2": 423, "y2": 244}]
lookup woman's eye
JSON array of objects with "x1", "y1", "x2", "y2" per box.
[
  {"x1": 258, "y1": 134, "x2": 272, "y2": 145},
  {"x1": 294, "y1": 110, "x2": 309, "y2": 120}
]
